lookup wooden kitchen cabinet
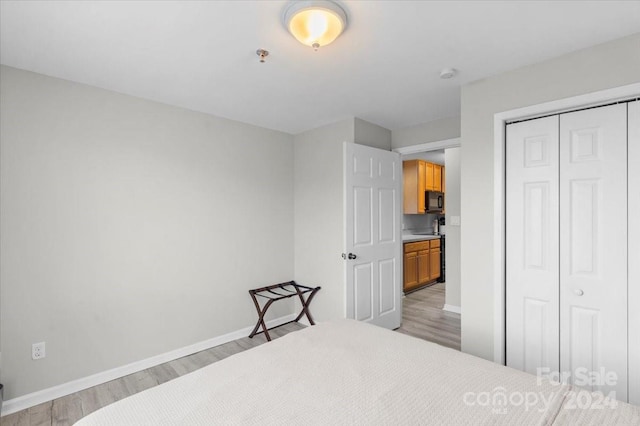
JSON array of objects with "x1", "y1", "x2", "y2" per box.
[
  {"x1": 429, "y1": 239, "x2": 441, "y2": 281},
  {"x1": 417, "y1": 248, "x2": 430, "y2": 284},
  {"x1": 403, "y1": 160, "x2": 445, "y2": 214},
  {"x1": 403, "y1": 160, "x2": 426, "y2": 214},
  {"x1": 403, "y1": 239, "x2": 441, "y2": 292},
  {"x1": 404, "y1": 251, "x2": 418, "y2": 289},
  {"x1": 425, "y1": 162, "x2": 435, "y2": 191},
  {"x1": 433, "y1": 164, "x2": 443, "y2": 192},
  {"x1": 426, "y1": 162, "x2": 444, "y2": 192}
]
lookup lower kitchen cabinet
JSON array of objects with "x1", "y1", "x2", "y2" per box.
[
  {"x1": 404, "y1": 251, "x2": 418, "y2": 289},
  {"x1": 403, "y1": 239, "x2": 441, "y2": 292},
  {"x1": 429, "y1": 239, "x2": 441, "y2": 281},
  {"x1": 417, "y1": 248, "x2": 430, "y2": 284}
]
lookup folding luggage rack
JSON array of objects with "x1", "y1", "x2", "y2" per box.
[{"x1": 248, "y1": 281, "x2": 321, "y2": 341}]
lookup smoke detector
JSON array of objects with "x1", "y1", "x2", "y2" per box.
[{"x1": 439, "y1": 68, "x2": 458, "y2": 79}]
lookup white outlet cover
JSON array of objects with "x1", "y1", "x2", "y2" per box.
[
  {"x1": 32, "y1": 342, "x2": 46, "y2": 360},
  {"x1": 451, "y1": 216, "x2": 461, "y2": 226}
]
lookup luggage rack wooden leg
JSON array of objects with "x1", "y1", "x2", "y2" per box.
[
  {"x1": 248, "y1": 294, "x2": 275, "y2": 341},
  {"x1": 294, "y1": 285, "x2": 320, "y2": 325}
]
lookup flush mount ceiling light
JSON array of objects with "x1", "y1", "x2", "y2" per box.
[{"x1": 282, "y1": 0, "x2": 348, "y2": 51}]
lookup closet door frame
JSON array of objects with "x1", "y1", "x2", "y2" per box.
[
  {"x1": 492, "y1": 83, "x2": 640, "y2": 376},
  {"x1": 628, "y1": 100, "x2": 640, "y2": 405}
]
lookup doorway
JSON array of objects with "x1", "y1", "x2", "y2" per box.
[{"x1": 394, "y1": 139, "x2": 461, "y2": 350}]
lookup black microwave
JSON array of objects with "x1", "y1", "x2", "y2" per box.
[{"x1": 425, "y1": 191, "x2": 444, "y2": 213}]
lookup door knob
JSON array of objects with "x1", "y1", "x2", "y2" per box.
[
  {"x1": 574, "y1": 289, "x2": 584, "y2": 296},
  {"x1": 341, "y1": 253, "x2": 357, "y2": 260}
]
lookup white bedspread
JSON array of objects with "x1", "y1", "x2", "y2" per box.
[{"x1": 76, "y1": 319, "x2": 640, "y2": 425}]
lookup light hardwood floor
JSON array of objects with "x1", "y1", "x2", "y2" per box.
[
  {"x1": 3, "y1": 283, "x2": 460, "y2": 425},
  {"x1": 397, "y1": 282, "x2": 461, "y2": 350}
]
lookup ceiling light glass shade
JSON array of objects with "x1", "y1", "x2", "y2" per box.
[{"x1": 283, "y1": 1, "x2": 347, "y2": 50}]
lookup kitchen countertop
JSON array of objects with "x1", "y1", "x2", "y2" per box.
[{"x1": 402, "y1": 234, "x2": 442, "y2": 242}]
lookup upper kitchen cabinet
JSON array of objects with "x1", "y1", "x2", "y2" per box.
[
  {"x1": 403, "y1": 160, "x2": 445, "y2": 214},
  {"x1": 433, "y1": 164, "x2": 443, "y2": 192},
  {"x1": 426, "y1": 163, "x2": 443, "y2": 192},
  {"x1": 425, "y1": 162, "x2": 434, "y2": 190},
  {"x1": 403, "y1": 160, "x2": 426, "y2": 214}
]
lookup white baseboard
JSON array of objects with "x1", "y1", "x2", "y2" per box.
[
  {"x1": 1, "y1": 313, "x2": 297, "y2": 416},
  {"x1": 443, "y1": 304, "x2": 461, "y2": 314}
]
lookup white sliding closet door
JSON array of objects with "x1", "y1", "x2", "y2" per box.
[
  {"x1": 559, "y1": 104, "x2": 627, "y2": 400},
  {"x1": 506, "y1": 116, "x2": 560, "y2": 376},
  {"x1": 629, "y1": 100, "x2": 640, "y2": 406}
]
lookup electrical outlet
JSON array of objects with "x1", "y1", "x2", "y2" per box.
[{"x1": 32, "y1": 342, "x2": 46, "y2": 360}]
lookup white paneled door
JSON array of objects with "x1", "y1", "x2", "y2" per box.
[
  {"x1": 506, "y1": 102, "x2": 632, "y2": 402},
  {"x1": 344, "y1": 142, "x2": 402, "y2": 330},
  {"x1": 506, "y1": 116, "x2": 560, "y2": 376},
  {"x1": 559, "y1": 104, "x2": 627, "y2": 399}
]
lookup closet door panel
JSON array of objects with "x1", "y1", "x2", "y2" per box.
[
  {"x1": 629, "y1": 100, "x2": 640, "y2": 406},
  {"x1": 506, "y1": 116, "x2": 560, "y2": 375},
  {"x1": 559, "y1": 103, "x2": 627, "y2": 400}
]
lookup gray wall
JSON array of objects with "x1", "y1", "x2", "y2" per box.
[
  {"x1": 460, "y1": 33, "x2": 640, "y2": 360},
  {"x1": 444, "y1": 148, "x2": 461, "y2": 309},
  {"x1": 392, "y1": 116, "x2": 460, "y2": 149},
  {"x1": 354, "y1": 118, "x2": 392, "y2": 151},
  {"x1": 293, "y1": 119, "x2": 354, "y2": 322},
  {"x1": 293, "y1": 117, "x2": 391, "y2": 322},
  {"x1": 0, "y1": 66, "x2": 295, "y2": 399},
  {"x1": 402, "y1": 150, "x2": 445, "y2": 164}
]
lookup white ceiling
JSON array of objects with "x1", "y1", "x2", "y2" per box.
[{"x1": 1, "y1": 1, "x2": 639, "y2": 134}]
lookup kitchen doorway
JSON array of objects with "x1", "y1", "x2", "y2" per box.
[{"x1": 393, "y1": 139, "x2": 461, "y2": 349}]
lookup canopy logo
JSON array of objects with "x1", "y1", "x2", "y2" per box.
[{"x1": 462, "y1": 368, "x2": 619, "y2": 414}]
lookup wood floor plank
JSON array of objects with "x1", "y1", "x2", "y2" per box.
[
  {"x1": 167, "y1": 354, "x2": 202, "y2": 376},
  {"x1": 269, "y1": 322, "x2": 305, "y2": 338},
  {"x1": 51, "y1": 393, "x2": 84, "y2": 426},
  {"x1": 185, "y1": 349, "x2": 219, "y2": 369},
  {"x1": 105, "y1": 378, "x2": 133, "y2": 403},
  {"x1": 145, "y1": 363, "x2": 180, "y2": 386},
  {"x1": 213, "y1": 340, "x2": 249, "y2": 360},
  {"x1": 0, "y1": 409, "x2": 29, "y2": 426},
  {"x1": 235, "y1": 336, "x2": 264, "y2": 350},
  {"x1": 78, "y1": 383, "x2": 116, "y2": 417},
  {"x1": 120, "y1": 370, "x2": 157, "y2": 395},
  {"x1": 25, "y1": 401, "x2": 52, "y2": 426},
  {"x1": 77, "y1": 386, "x2": 101, "y2": 417},
  {"x1": 398, "y1": 283, "x2": 461, "y2": 350},
  {"x1": 200, "y1": 347, "x2": 225, "y2": 364}
]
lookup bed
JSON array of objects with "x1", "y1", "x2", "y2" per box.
[{"x1": 76, "y1": 319, "x2": 640, "y2": 425}]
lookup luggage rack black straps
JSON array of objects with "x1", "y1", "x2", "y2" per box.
[
  {"x1": 256, "y1": 284, "x2": 298, "y2": 299},
  {"x1": 248, "y1": 281, "x2": 321, "y2": 341}
]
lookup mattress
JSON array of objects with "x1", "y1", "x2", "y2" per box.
[{"x1": 76, "y1": 319, "x2": 640, "y2": 425}]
